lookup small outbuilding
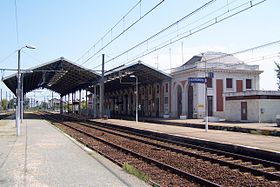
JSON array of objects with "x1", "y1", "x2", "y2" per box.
[{"x1": 225, "y1": 90, "x2": 280, "y2": 122}]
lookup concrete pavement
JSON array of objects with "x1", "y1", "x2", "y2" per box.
[
  {"x1": 0, "y1": 118, "x2": 148, "y2": 187},
  {"x1": 93, "y1": 118, "x2": 280, "y2": 153}
]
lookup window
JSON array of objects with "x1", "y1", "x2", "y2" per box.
[
  {"x1": 207, "y1": 77, "x2": 212, "y2": 88},
  {"x1": 246, "y1": 79, "x2": 252, "y2": 89},
  {"x1": 226, "y1": 78, "x2": 233, "y2": 88},
  {"x1": 165, "y1": 83, "x2": 168, "y2": 93},
  {"x1": 164, "y1": 97, "x2": 168, "y2": 104},
  {"x1": 149, "y1": 86, "x2": 152, "y2": 95},
  {"x1": 157, "y1": 85, "x2": 160, "y2": 94},
  {"x1": 130, "y1": 93, "x2": 133, "y2": 103}
]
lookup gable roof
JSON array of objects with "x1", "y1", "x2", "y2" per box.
[{"x1": 3, "y1": 57, "x2": 100, "y2": 96}]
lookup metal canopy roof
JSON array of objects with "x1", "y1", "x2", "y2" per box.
[
  {"x1": 3, "y1": 57, "x2": 100, "y2": 96},
  {"x1": 102, "y1": 61, "x2": 172, "y2": 93}
]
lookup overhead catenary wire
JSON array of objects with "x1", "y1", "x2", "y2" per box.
[
  {"x1": 21, "y1": 51, "x2": 42, "y2": 64},
  {"x1": 14, "y1": 0, "x2": 19, "y2": 47},
  {"x1": 107, "y1": 0, "x2": 218, "y2": 64},
  {"x1": 243, "y1": 53, "x2": 280, "y2": 64},
  {"x1": 148, "y1": 0, "x2": 240, "y2": 44},
  {"x1": 103, "y1": 0, "x2": 266, "y2": 69},
  {"x1": 201, "y1": 39, "x2": 280, "y2": 69},
  {"x1": 159, "y1": 52, "x2": 280, "y2": 73},
  {"x1": 164, "y1": 39, "x2": 280, "y2": 73},
  {"x1": 0, "y1": 51, "x2": 17, "y2": 65},
  {"x1": 78, "y1": 0, "x2": 166, "y2": 66},
  {"x1": 91, "y1": 0, "x2": 218, "y2": 70},
  {"x1": 76, "y1": 0, "x2": 142, "y2": 63}
]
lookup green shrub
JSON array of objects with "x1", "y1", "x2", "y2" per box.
[{"x1": 123, "y1": 162, "x2": 150, "y2": 182}]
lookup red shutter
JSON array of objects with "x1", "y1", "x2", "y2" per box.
[
  {"x1": 236, "y1": 80, "x2": 243, "y2": 92},
  {"x1": 216, "y1": 79, "x2": 223, "y2": 112}
]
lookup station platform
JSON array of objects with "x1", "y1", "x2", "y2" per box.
[
  {"x1": 0, "y1": 117, "x2": 148, "y2": 187},
  {"x1": 92, "y1": 118, "x2": 280, "y2": 153},
  {"x1": 102, "y1": 117, "x2": 280, "y2": 137}
]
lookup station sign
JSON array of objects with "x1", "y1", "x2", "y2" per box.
[
  {"x1": 189, "y1": 77, "x2": 206, "y2": 84},
  {"x1": 208, "y1": 72, "x2": 214, "y2": 78}
]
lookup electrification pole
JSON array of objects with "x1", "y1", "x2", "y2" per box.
[
  {"x1": 99, "y1": 54, "x2": 105, "y2": 118},
  {"x1": 16, "y1": 49, "x2": 21, "y2": 135},
  {"x1": 16, "y1": 45, "x2": 36, "y2": 136}
]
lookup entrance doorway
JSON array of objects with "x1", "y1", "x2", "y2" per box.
[
  {"x1": 125, "y1": 95, "x2": 128, "y2": 115},
  {"x1": 177, "y1": 86, "x2": 182, "y2": 117},
  {"x1": 156, "y1": 98, "x2": 160, "y2": 117},
  {"x1": 207, "y1": 96, "x2": 213, "y2": 116},
  {"x1": 187, "y1": 85, "x2": 193, "y2": 118},
  {"x1": 241, "y1": 102, "x2": 247, "y2": 120}
]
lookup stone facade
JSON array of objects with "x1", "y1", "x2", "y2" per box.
[
  {"x1": 170, "y1": 52, "x2": 262, "y2": 119},
  {"x1": 88, "y1": 51, "x2": 269, "y2": 120}
]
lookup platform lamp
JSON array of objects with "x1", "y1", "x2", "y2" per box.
[
  {"x1": 130, "y1": 75, "x2": 138, "y2": 123},
  {"x1": 16, "y1": 45, "x2": 36, "y2": 136}
]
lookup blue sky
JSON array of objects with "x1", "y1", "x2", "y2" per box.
[{"x1": 0, "y1": 0, "x2": 279, "y2": 100}]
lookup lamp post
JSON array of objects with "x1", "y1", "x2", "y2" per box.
[
  {"x1": 16, "y1": 45, "x2": 36, "y2": 136},
  {"x1": 130, "y1": 75, "x2": 138, "y2": 123},
  {"x1": 204, "y1": 55, "x2": 208, "y2": 132}
]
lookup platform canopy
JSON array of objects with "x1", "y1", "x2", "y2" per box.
[
  {"x1": 99, "y1": 61, "x2": 172, "y2": 93},
  {"x1": 3, "y1": 57, "x2": 100, "y2": 96}
]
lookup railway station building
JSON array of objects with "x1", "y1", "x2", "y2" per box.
[
  {"x1": 170, "y1": 51, "x2": 262, "y2": 120},
  {"x1": 4, "y1": 51, "x2": 278, "y2": 121},
  {"x1": 86, "y1": 51, "x2": 264, "y2": 120},
  {"x1": 87, "y1": 61, "x2": 172, "y2": 118}
]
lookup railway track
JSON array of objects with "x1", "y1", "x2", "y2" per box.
[
  {"x1": 0, "y1": 113, "x2": 13, "y2": 120},
  {"x1": 85, "y1": 121, "x2": 280, "y2": 180},
  {"x1": 43, "y1": 113, "x2": 280, "y2": 186}
]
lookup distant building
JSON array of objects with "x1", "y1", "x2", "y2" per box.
[
  {"x1": 171, "y1": 52, "x2": 262, "y2": 119},
  {"x1": 48, "y1": 98, "x2": 61, "y2": 111}
]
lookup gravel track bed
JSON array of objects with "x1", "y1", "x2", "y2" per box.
[
  {"x1": 66, "y1": 122, "x2": 280, "y2": 187},
  {"x1": 56, "y1": 123, "x2": 199, "y2": 187},
  {"x1": 79, "y1": 122, "x2": 280, "y2": 174},
  {"x1": 87, "y1": 123, "x2": 279, "y2": 172}
]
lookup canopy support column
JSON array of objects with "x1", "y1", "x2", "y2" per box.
[
  {"x1": 85, "y1": 90, "x2": 88, "y2": 116},
  {"x1": 60, "y1": 94, "x2": 63, "y2": 114},
  {"x1": 99, "y1": 54, "x2": 105, "y2": 118},
  {"x1": 93, "y1": 85, "x2": 97, "y2": 118},
  {"x1": 72, "y1": 93, "x2": 74, "y2": 113},
  {"x1": 79, "y1": 89, "x2": 81, "y2": 115}
]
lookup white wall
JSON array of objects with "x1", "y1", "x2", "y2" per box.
[
  {"x1": 225, "y1": 99, "x2": 280, "y2": 122},
  {"x1": 225, "y1": 99, "x2": 261, "y2": 122},
  {"x1": 171, "y1": 70, "x2": 260, "y2": 119},
  {"x1": 259, "y1": 100, "x2": 280, "y2": 122}
]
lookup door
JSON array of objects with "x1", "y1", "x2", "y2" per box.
[
  {"x1": 187, "y1": 85, "x2": 193, "y2": 118},
  {"x1": 125, "y1": 95, "x2": 128, "y2": 115},
  {"x1": 177, "y1": 86, "x2": 182, "y2": 117},
  {"x1": 241, "y1": 102, "x2": 247, "y2": 120},
  {"x1": 156, "y1": 98, "x2": 160, "y2": 117},
  {"x1": 207, "y1": 96, "x2": 213, "y2": 116}
]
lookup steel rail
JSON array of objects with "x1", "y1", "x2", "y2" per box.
[
  {"x1": 43, "y1": 113, "x2": 280, "y2": 183},
  {"x1": 43, "y1": 113, "x2": 220, "y2": 187},
  {"x1": 75, "y1": 121, "x2": 280, "y2": 181},
  {"x1": 89, "y1": 119, "x2": 280, "y2": 170}
]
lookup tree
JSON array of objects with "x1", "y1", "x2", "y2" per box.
[
  {"x1": 275, "y1": 62, "x2": 280, "y2": 90},
  {"x1": 8, "y1": 98, "x2": 16, "y2": 109},
  {"x1": 1, "y1": 99, "x2": 9, "y2": 111},
  {"x1": 81, "y1": 100, "x2": 87, "y2": 109}
]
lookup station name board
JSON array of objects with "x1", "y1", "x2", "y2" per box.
[{"x1": 188, "y1": 77, "x2": 206, "y2": 84}]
